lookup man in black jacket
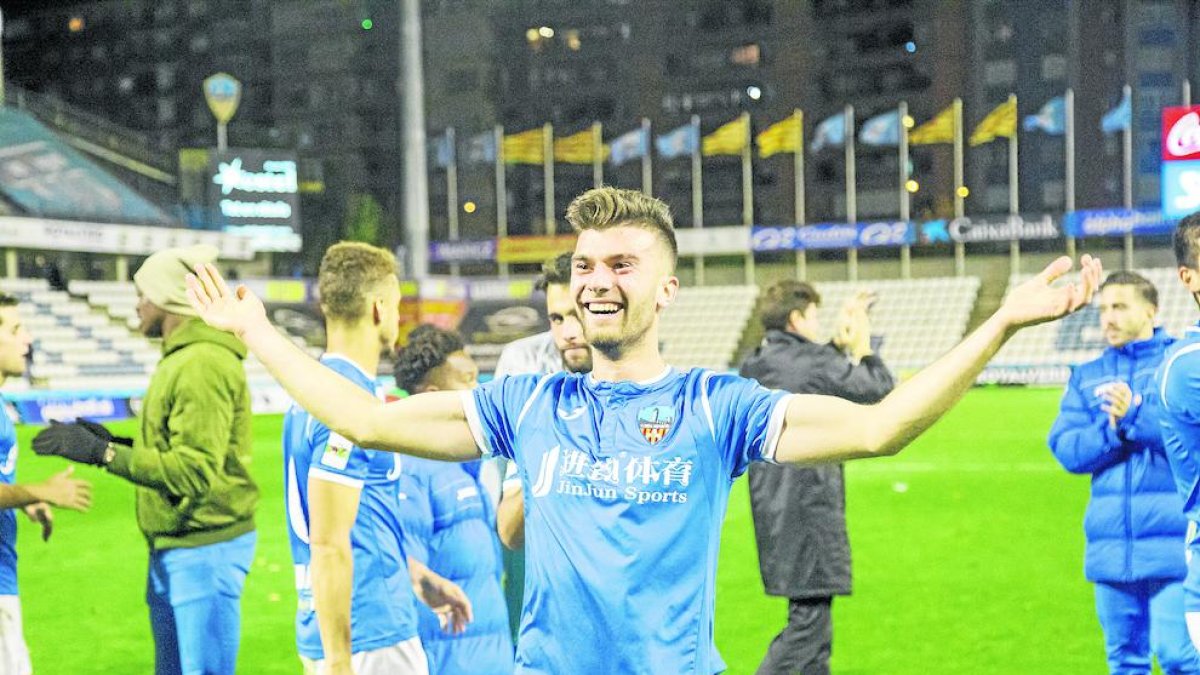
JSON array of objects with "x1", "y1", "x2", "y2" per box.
[{"x1": 739, "y1": 279, "x2": 895, "y2": 675}]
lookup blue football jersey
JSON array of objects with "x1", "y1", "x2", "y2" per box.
[
  {"x1": 396, "y1": 458, "x2": 514, "y2": 674},
  {"x1": 463, "y1": 367, "x2": 791, "y2": 674},
  {"x1": 283, "y1": 355, "x2": 418, "y2": 660},
  {"x1": 1159, "y1": 325, "x2": 1200, "y2": 523},
  {"x1": 0, "y1": 405, "x2": 17, "y2": 596}
]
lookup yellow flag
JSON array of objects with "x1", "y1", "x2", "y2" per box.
[
  {"x1": 702, "y1": 116, "x2": 749, "y2": 156},
  {"x1": 969, "y1": 98, "x2": 1017, "y2": 146},
  {"x1": 909, "y1": 105, "x2": 955, "y2": 145},
  {"x1": 503, "y1": 128, "x2": 545, "y2": 165},
  {"x1": 553, "y1": 129, "x2": 610, "y2": 164},
  {"x1": 756, "y1": 114, "x2": 802, "y2": 158}
]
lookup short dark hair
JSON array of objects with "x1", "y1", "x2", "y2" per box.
[
  {"x1": 535, "y1": 251, "x2": 573, "y2": 292},
  {"x1": 0, "y1": 293, "x2": 18, "y2": 309},
  {"x1": 760, "y1": 280, "x2": 821, "y2": 331},
  {"x1": 393, "y1": 324, "x2": 466, "y2": 393},
  {"x1": 565, "y1": 186, "x2": 678, "y2": 270},
  {"x1": 1176, "y1": 212, "x2": 1200, "y2": 270},
  {"x1": 1100, "y1": 270, "x2": 1158, "y2": 307}
]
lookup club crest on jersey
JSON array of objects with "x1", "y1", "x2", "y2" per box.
[{"x1": 637, "y1": 405, "x2": 674, "y2": 445}]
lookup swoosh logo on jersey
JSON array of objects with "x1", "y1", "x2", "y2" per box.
[
  {"x1": 530, "y1": 446, "x2": 561, "y2": 498},
  {"x1": 557, "y1": 406, "x2": 586, "y2": 420}
]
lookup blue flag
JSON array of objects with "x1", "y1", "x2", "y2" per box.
[
  {"x1": 858, "y1": 110, "x2": 900, "y2": 146},
  {"x1": 811, "y1": 112, "x2": 846, "y2": 152},
  {"x1": 1023, "y1": 96, "x2": 1066, "y2": 135},
  {"x1": 464, "y1": 131, "x2": 496, "y2": 164},
  {"x1": 432, "y1": 132, "x2": 455, "y2": 168},
  {"x1": 610, "y1": 127, "x2": 649, "y2": 166},
  {"x1": 655, "y1": 124, "x2": 699, "y2": 159},
  {"x1": 1101, "y1": 89, "x2": 1131, "y2": 135}
]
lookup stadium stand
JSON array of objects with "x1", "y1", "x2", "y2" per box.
[
  {"x1": 661, "y1": 285, "x2": 761, "y2": 370},
  {"x1": 993, "y1": 267, "x2": 1196, "y2": 368},
  {"x1": 68, "y1": 279, "x2": 319, "y2": 387},
  {"x1": 809, "y1": 276, "x2": 982, "y2": 372}
]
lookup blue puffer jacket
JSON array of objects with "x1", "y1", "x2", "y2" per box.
[{"x1": 1048, "y1": 328, "x2": 1189, "y2": 583}]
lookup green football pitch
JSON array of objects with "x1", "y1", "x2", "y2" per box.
[{"x1": 11, "y1": 386, "x2": 1117, "y2": 674}]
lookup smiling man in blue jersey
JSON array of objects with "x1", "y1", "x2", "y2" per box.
[
  {"x1": 1156, "y1": 213, "x2": 1200, "y2": 653},
  {"x1": 283, "y1": 242, "x2": 471, "y2": 675},
  {"x1": 393, "y1": 325, "x2": 514, "y2": 674},
  {"x1": 186, "y1": 187, "x2": 1102, "y2": 673}
]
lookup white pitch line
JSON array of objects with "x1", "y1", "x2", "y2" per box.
[{"x1": 849, "y1": 461, "x2": 1058, "y2": 474}]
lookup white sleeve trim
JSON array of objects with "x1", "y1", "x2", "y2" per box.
[
  {"x1": 700, "y1": 370, "x2": 717, "y2": 439},
  {"x1": 460, "y1": 390, "x2": 493, "y2": 457},
  {"x1": 1161, "y1": 343, "x2": 1200, "y2": 410},
  {"x1": 309, "y1": 467, "x2": 365, "y2": 489},
  {"x1": 759, "y1": 394, "x2": 794, "y2": 464},
  {"x1": 515, "y1": 373, "x2": 555, "y2": 433}
]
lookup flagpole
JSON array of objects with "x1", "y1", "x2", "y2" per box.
[
  {"x1": 741, "y1": 112, "x2": 754, "y2": 285},
  {"x1": 793, "y1": 109, "x2": 806, "y2": 280},
  {"x1": 1008, "y1": 94, "x2": 1020, "y2": 276},
  {"x1": 1186, "y1": 79, "x2": 1193, "y2": 106},
  {"x1": 544, "y1": 122, "x2": 555, "y2": 236},
  {"x1": 691, "y1": 114, "x2": 705, "y2": 285},
  {"x1": 640, "y1": 117, "x2": 652, "y2": 195},
  {"x1": 953, "y1": 97, "x2": 965, "y2": 277},
  {"x1": 1122, "y1": 84, "x2": 1133, "y2": 270},
  {"x1": 592, "y1": 121, "x2": 603, "y2": 189},
  {"x1": 845, "y1": 104, "x2": 858, "y2": 281},
  {"x1": 446, "y1": 127, "x2": 460, "y2": 276},
  {"x1": 495, "y1": 124, "x2": 508, "y2": 277},
  {"x1": 898, "y1": 101, "x2": 911, "y2": 279},
  {"x1": 1065, "y1": 88, "x2": 1076, "y2": 259}
]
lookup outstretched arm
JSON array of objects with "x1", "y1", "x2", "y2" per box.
[
  {"x1": 185, "y1": 264, "x2": 479, "y2": 460},
  {"x1": 774, "y1": 255, "x2": 1102, "y2": 465}
]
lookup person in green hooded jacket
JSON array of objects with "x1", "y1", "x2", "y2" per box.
[{"x1": 33, "y1": 244, "x2": 258, "y2": 675}]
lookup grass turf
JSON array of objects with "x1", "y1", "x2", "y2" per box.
[{"x1": 12, "y1": 386, "x2": 1110, "y2": 673}]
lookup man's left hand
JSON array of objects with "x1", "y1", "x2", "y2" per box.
[
  {"x1": 32, "y1": 421, "x2": 111, "y2": 465},
  {"x1": 1101, "y1": 382, "x2": 1137, "y2": 429},
  {"x1": 23, "y1": 503, "x2": 53, "y2": 542},
  {"x1": 414, "y1": 571, "x2": 474, "y2": 635}
]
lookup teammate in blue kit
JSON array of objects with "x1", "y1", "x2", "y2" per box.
[
  {"x1": 282, "y1": 242, "x2": 471, "y2": 675},
  {"x1": 0, "y1": 292, "x2": 92, "y2": 675},
  {"x1": 187, "y1": 187, "x2": 1101, "y2": 673},
  {"x1": 1050, "y1": 271, "x2": 1199, "y2": 675},
  {"x1": 393, "y1": 325, "x2": 514, "y2": 674},
  {"x1": 1156, "y1": 214, "x2": 1200, "y2": 652}
]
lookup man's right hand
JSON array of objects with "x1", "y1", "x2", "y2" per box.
[
  {"x1": 185, "y1": 263, "x2": 269, "y2": 340},
  {"x1": 32, "y1": 466, "x2": 91, "y2": 512}
]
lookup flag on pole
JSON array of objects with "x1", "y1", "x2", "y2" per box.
[
  {"x1": 1022, "y1": 96, "x2": 1066, "y2": 134},
  {"x1": 464, "y1": 131, "x2": 496, "y2": 164},
  {"x1": 431, "y1": 131, "x2": 455, "y2": 168},
  {"x1": 656, "y1": 123, "x2": 699, "y2": 159},
  {"x1": 1101, "y1": 88, "x2": 1132, "y2": 134},
  {"x1": 810, "y1": 112, "x2": 846, "y2": 152},
  {"x1": 553, "y1": 128, "x2": 609, "y2": 164},
  {"x1": 702, "y1": 116, "x2": 749, "y2": 156},
  {"x1": 909, "y1": 104, "x2": 955, "y2": 145},
  {"x1": 859, "y1": 110, "x2": 901, "y2": 146},
  {"x1": 756, "y1": 113, "x2": 802, "y2": 158},
  {"x1": 969, "y1": 98, "x2": 1017, "y2": 146},
  {"x1": 609, "y1": 127, "x2": 649, "y2": 166},
  {"x1": 503, "y1": 127, "x2": 545, "y2": 164}
]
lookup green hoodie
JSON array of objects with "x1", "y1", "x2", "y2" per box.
[{"x1": 107, "y1": 318, "x2": 258, "y2": 550}]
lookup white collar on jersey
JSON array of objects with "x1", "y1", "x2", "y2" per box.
[
  {"x1": 587, "y1": 365, "x2": 674, "y2": 388},
  {"x1": 321, "y1": 353, "x2": 377, "y2": 382}
]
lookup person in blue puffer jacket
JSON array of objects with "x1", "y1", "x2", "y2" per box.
[
  {"x1": 393, "y1": 325, "x2": 515, "y2": 674},
  {"x1": 1049, "y1": 271, "x2": 1200, "y2": 675}
]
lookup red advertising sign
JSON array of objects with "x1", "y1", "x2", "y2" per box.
[{"x1": 1162, "y1": 105, "x2": 1200, "y2": 161}]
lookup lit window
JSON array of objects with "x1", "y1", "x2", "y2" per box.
[
  {"x1": 730, "y1": 44, "x2": 760, "y2": 66},
  {"x1": 68, "y1": 17, "x2": 85, "y2": 33}
]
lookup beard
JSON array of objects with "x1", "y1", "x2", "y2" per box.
[{"x1": 584, "y1": 304, "x2": 653, "y2": 360}]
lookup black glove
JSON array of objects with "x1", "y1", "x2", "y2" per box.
[
  {"x1": 75, "y1": 418, "x2": 133, "y2": 447},
  {"x1": 32, "y1": 421, "x2": 111, "y2": 465}
]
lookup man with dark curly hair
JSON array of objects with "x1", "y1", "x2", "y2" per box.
[{"x1": 393, "y1": 325, "x2": 514, "y2": 674}]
